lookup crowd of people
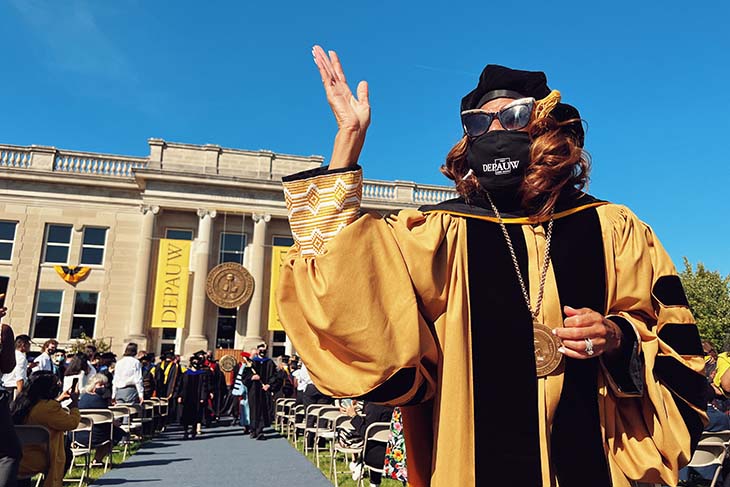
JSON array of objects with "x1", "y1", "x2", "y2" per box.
[{"x1": 0, "y1": 307, "x2": 403, "y2": 487}]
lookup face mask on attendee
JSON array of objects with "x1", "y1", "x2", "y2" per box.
[
  {"x1": 53, "y1": 354, "x2": 65, "y2": 365},
  {"x1": 466, "y1": 131, "x2": 532, "y2": 192}
]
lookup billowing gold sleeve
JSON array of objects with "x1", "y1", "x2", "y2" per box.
[
  {"x1": 277, "y1": 208, "x2": 462, "y2": 403},
  {"x1": 278, "y1": 169, "x2": 459, "y2": 404},
  {"x1": 599, "y1": 204, "x2": 707, "y2": 487}
]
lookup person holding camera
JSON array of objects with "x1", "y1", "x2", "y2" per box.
[{"x1": 11, "y1": 370, "x2": 80, "y2": 487}]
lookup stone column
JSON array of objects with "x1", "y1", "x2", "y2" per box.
[
  {"x1": 184, "y1": 209, "x2": 216, "y2": 354},
  {"x1": 127, "y1": 205, "x2": 159, "y2": 350},
  {"x1": 243, "y1": 213, "x2": 270, "y2": 351}
]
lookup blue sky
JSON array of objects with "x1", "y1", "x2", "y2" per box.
[{"x1": 1, "y1": 0, "x2": 728, "y2": 274}]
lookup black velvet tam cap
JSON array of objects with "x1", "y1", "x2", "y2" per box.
[{"x1": 461, "y1": 64, "x2": 585, "y2": 147}]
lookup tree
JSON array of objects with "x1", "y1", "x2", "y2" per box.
[
  {"x1": 68, "y1": 333, "x2": 112, "y2": 356},
  {"x1": 679, "y1": 258, "x2": 730, "y2": 350}
]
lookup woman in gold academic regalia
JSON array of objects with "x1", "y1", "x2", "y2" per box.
[{"x1": 275, "y1": 46, "x2": 707, "y2": 487}]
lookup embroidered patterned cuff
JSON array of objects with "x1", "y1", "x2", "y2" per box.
[{"x1": 283, "y1": 166, "x2": 363, "y2": 256}]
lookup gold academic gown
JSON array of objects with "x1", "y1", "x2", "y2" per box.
[{"x1": 277, "y1": 167, "x2": 706, "y2": 487}]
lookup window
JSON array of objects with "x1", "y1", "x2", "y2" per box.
[
  {"x1": 33, "y1": 290, "x2": 63, "y2": 338},
  {"x1": 80, "y1": 227, "x2": 107, "y2": 265},
  {"x1": 219, "y1": 233, "x2": 246, "y2": 264},
  {"x1": 216, "y1": 307, "x2": 237, "y2": 349},
  {"x1": 44, "y1": 224, "x2": 73, "y2": 263},
  {"x1": 166, "y1": 229, "x2": 193, "y2": 240},
  {"x1": 273, "y1": 236, "x2": 294, "y2": 247},
  {"x1": 271, "y1": 330, "x2": 288, "y2": 358},
  {"x1": 70, "y1": 291, "x2": 98, "y2": 338},
  {"x1": 0, "y1": 221, "x2": 17, "y2": 261}
]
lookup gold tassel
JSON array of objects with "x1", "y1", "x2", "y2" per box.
[
  {"x1": 533, "y1": 90, "x2": 561, "y2": 121},
  {"x1": 53, "y1": 266, "x2": 91, "y2": 285}
]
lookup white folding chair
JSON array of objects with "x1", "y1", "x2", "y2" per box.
[
  {"x1": 315, "y1": 409, "x2": 345, "y2": 471},
  {"x1": 15, "y1": 425, "x2": 51, "y2": 487},
  {"x1": 109, "y1": 405, "x2": 134, "y2": 460},
  {"x1": 685, "y1": 430, "x2": 730, "y2": 487},
  {"x1": 355, "y1": 421, "x2": 391, "y2": 487},
  {"x1": 141, "y1": 400, "x2": 155, "y2": 437},
  {"x1": 80, "y1": 409, "x2": 115, "y2": 471},
  {"x1": 65, "y1": 416, "x2": 93, "y2": 486},
  {"x1": 125, "y1": 404, "x2": 146, "y2": 441},
  {"x1": 289, "y1": 404, "x2": 304, "y2": 444},
  {"x1": 332, "y1": 416, "x2": 364, "y2": 487},
  {"x1": 304, "y1": 405, "x2": 336, "y2": 455}
]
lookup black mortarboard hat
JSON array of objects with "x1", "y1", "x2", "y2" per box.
[{"x1": 461, "y1": 64, "x2": 585, "y2": 147}]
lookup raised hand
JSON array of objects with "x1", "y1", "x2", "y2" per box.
[{"x1": 312, "y1": 45, "x2": 370, "y2": 169}]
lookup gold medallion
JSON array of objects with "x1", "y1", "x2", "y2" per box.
[
  {"x1": 218, "y1": 354, "x2": 237, "y2": 373},
  {"x1": 206, "y1": 262, "x2": 255, "y2": 308},
  {"x1": 533, "y1": 322, "x2": 563, "y2": 377}
]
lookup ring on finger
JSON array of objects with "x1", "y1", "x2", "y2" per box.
[{"x1": 584, "y1": 338, "x2": 595, "y2": 356}]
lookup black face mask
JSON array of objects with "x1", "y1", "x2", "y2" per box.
[{"x1": 466, "y1": 131, "x2": 532, "y2": 192}]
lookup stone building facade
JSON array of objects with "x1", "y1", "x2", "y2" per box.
[{"x1": 0, "y1": 139, "x2": 455, "y2": 357}]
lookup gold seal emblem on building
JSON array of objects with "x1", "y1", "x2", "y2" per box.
[
  {"x1": 218, "y1": 354, "x2": 237, "y2": 373},
  {"x1": 533, "y1": 322, "x2": 563, "y2": 377},
  {"x1": 206, "y1": 262, "x2": 255, "y2": 308}
]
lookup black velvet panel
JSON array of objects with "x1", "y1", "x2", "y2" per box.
[
  {"x1": 549, "y1": 208, "x2": 612, "y2": 487},
  {"x1": 653, "y1": 275, "x2": 690, "y2": 308},
  {"x1": 281, "y1": 164, "x2": 362, "y2": 182},
  {"x1": 467, "y1": 218, "x2": 542, "y2": 486},
  {"x1": 655, "y1": 355, "x2": 708, "y2": 410},
  {"x1": 670, "y1": 389, "x2": 704, "y2": 452},
  {"x1": 357, "y1": 367, "x2": 416, "y2": 403},
  {"x1": 658, "y1": 324, "x2": 704, "y2": 356}
]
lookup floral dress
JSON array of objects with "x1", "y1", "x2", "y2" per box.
[{"x1": 383, "y1": 407, "x2": 407, "y2": 483}]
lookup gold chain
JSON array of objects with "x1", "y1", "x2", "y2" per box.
[{"x1": 485, "y1": 193, "x2": 554, "y2": 320}]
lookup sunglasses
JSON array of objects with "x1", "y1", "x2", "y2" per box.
[{"x1": 461, "y1": 97, "x2": 535, "y2": 138}]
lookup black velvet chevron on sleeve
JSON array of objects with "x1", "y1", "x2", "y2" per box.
[
  {"x1": 652, "y1": 275, "x2": 690, "y2": 308},
  {"x1": 658, "y1": 324, "x2": 704, "y2": 356}
]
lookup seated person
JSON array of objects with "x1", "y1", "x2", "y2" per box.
[
  {"x1": 74, "y1": 374, "x2": 126, "y2": 467},
  {"x1": 340, "y1": 400, "x2": 393, "y2": 486},
  {"x1": 11, "y1": 370, "x2": 80, "y2": 487}
]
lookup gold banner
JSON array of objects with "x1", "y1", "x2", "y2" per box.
[
  {"x1": 268, "y1": 245, "x2": 290, "y2": 331},
  {"x1": 151, "y1": 239, "x2": 191, "y2": 329}
]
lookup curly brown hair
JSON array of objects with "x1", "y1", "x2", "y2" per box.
[{"x1": 440, "y1": 115, "x2": 590, "y2": 218}]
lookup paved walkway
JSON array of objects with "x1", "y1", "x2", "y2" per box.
[{"x1": 92, "y1": 421, "x2": 332, "y2": 487}]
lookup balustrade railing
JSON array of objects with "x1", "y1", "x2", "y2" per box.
[
  {"x1": 54, "y1": 152, "x2": 147, "y2": 177},
  {"x1": 363, "y1": 182, "x2": 396, "y2": 200},
  {"x1": 1, "y1": 144, "x2": 455, "y2": 205},
  {"x1": 0, "y1": 148, "x2": 32, "y2": 168},
  {"x1": 414, "y1": 187, "x2": 456, "y2": 204}
]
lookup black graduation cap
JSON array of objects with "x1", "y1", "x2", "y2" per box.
[{"x1": 461, "y1": 64, "x2": 585, "y2": 147}]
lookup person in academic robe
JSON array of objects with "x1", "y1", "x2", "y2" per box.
[
  {"x1": 275, "y1": 47, "x2": 707, "y2": 487},
  {"x1": 203, "y1": 352, "x2": 227, "y2": 426},
  {"x1": 175, "y1": 354, "x2": 209, "y2": 440},
  {"x1": 152, "y1": 352, "x2": 183, "y2": 423},
  {"x1": 232, "y1": 352, "x2": 252, "y2": 434},
  {"x1": 242, "y1": 343, "x2": 280, "y2": 440}
]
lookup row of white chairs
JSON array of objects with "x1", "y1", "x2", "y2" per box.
[{"x1": 274, "y1": 398, "x2": 391, "y2": 487}]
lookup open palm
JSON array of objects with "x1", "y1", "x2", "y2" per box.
[{"x1": 312, "y1": 45, "x2": 370, "y2": 133}]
